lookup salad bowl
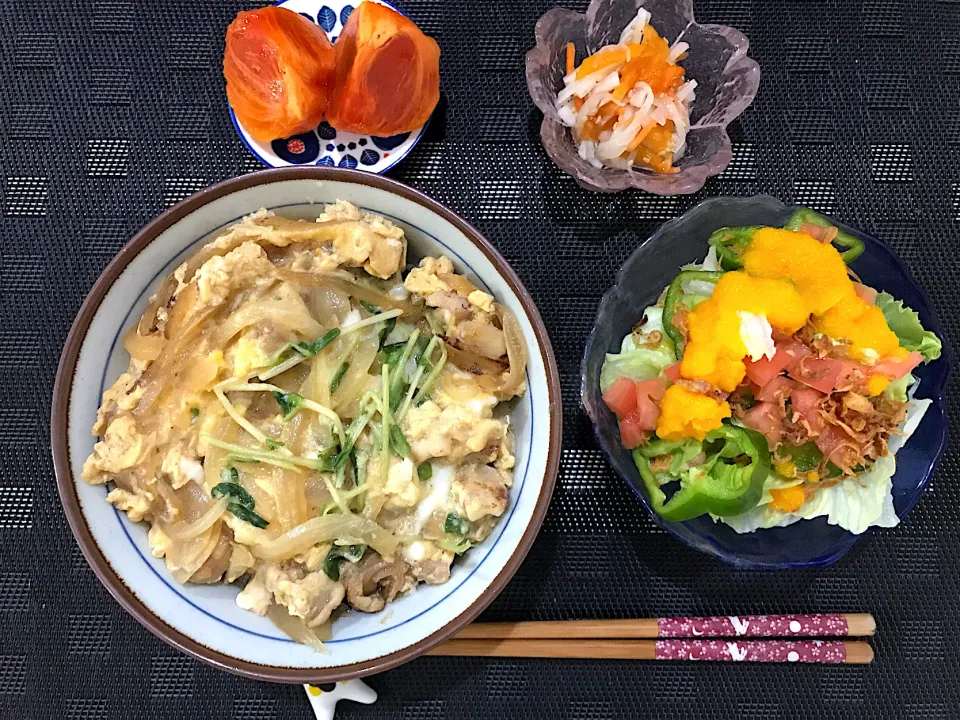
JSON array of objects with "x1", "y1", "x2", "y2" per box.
[{"x1": 581, "y1": 195, "x2": 950, "y2": 569}]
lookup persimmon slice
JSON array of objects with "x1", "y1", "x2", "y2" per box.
[
  {"x1": 327, "y1": 2, "x2": 440, "y2": 136},
  {"x1": 223, "y1": 7, "x2": 336, "y2": 142}
]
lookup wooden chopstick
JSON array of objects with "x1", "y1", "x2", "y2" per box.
[
  {"x1": 428, "y1": 638, "x2": 874, "y2": 664},
  {"x1": 453, "y1": 614, "x2": 876, "y2": 640}
]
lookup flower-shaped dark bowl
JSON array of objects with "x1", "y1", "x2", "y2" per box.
[
  {"x1": 581, "y1": 196, "x2": 951, "y2": 568},
  {"x1": 525, "y1": 0, "x2": 760, "y2": 194}
]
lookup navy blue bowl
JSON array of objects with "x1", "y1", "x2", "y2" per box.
[{"x1": 581, "y1": 195, "x2": 951, "y2": 569}]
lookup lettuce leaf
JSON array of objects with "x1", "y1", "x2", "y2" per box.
[
  {"x1": 884, "y1": 373, "x2": 916, "y2": 402},
  {"x1": 875, "y1": 292, "x2": 942, "y2": 362},
  {"x1": 600, "y1": 342, "x2": 674, "y2": 392},
  {"x1": 717, "y1": 396, "x2": 932, "y2": 535},
  {"x1": 600, "y1": 309, "x2": 675, "y2": 392}
]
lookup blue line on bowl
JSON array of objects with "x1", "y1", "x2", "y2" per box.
[{"x1": 95, "y1": 202, "x2": 534, "y2": 647}]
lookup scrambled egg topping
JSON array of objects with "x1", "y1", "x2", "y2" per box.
[{"x1": 660, "y1": 228, "x2": 907, "y2": 440}]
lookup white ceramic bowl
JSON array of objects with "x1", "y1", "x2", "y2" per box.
[{"x1": 52, "y1": 168, "x2": 561, "y2": 682}]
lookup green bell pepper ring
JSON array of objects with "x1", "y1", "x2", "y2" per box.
[
  {"x1": 707, "y1": 226, "x2": 762, "y2": 270},
  {"x1": 633, "y1": 424, "x2": 770, "y2": 522},
  {"x1": 662, "y1": 270, "x2": 725, "y2": 357},
  {"x1": 784, "y1": 207, "x2": 864, "y2": 264}
]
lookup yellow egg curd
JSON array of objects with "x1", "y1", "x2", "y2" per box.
[{"x1": 658, "y1": 227, "x2": 905, "y2": 441}]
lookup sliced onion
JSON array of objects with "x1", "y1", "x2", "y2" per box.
[
  {"x1": 479, "y1": 304, "x2": 528, "y2": 399},
  {"x1": 123, "y1": 327, "x2": 165, "y2": 362},
  {"x1": 443, "y1": 341, "x2": 507, "y2": 376},
  {"x1": 134, "y1": 323, "x2": 210, "y2": 416},
  {"x1": 211, "y1": 301, "x2": 320, "y2": 349},
  {"x1": 252, "y1": 514, "x2": 399, "y2": 562},
  {"x1": 168, "y1": 524, "x2": 221, "y2": 582},
  {"x1": 275, "y1": 269, "x2": 422, "y2": 317},
  {"x1": 266, "y1": 604, "x2": 330, "y2": 653},
  {"x1": 139, "y1": 276, "x2": 178, "y2": 335},
  {"x1": 162, "y1": 498, "x2": 229, "y2": 540}
]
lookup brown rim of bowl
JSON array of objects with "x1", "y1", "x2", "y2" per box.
[{"x1": 50, "y1": 167, "x2": 562, "y2": 684}]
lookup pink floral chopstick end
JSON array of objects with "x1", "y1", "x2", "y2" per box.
[
  {"x1": 654, "y1": 639, "x2": 848, "y2": 663},
  {"x1": 656, "y1": 614, "x2": 849, "y2": 638}
]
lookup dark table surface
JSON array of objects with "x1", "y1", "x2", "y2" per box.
[{"x1": 3, "y1": 0, "x2": 958, "y2": 717}]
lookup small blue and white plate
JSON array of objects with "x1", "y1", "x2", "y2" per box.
[{"x1": 228, "y1": 0, "x2": 427, "y2": 172}]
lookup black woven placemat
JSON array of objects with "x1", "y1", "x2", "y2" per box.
[{"x1": 3, "y1": 0, "x2": 958, "y2": 716}]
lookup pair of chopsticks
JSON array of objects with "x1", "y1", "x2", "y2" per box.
[{"x1": 428, "y1": 614, "x2": 875, "y2": 664}]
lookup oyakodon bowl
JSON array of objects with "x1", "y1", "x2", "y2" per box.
[
  {"x1": 51, "y1": 168, "x2": 561, "y2": 682},
  {"x1": 581, "y1": 195, "x2": 950, "y2": 569},
  {"x1": 525, "y1": 0, "x2": 760, "y2": 194}
]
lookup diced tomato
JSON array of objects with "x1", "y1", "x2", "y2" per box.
[
  {"x1": 815, "y1": 424, "x2": 856, "y2": 460},
  {"x1": 619, "y1": 412, "x2": 649, "y2": 449},
  {"x1": 788, "y1": 357, "x2": 847, "y2": 393},
  {"x1": 755, "y1": 375, "x2": 801, "y2": 403},
  {"x1": 602, "y1": 377, "x2": 637, "y2": 419},
  {"x1": 854, "y1": 283, "x2": 878, "y2": 305},
  {"x1": 635, "y1": 397, "x2": 661, "y2": 432},
  {"x1": 635, "y1": 378, "x2": 665, "y2": 432},
  {"x1": 663, "y1": 362, "x2": 682, "y2": 382},
  {"x1": 873, "y1": 351, "x2": 923, "y2": 381},
  {"x1": 790, "y1": 387, "x2": 825, "y2": 434},
  {"x1": 742, "y1": 401, "x2": 782, "y2": 449},
  {"x1": 778, "y1": 339, "x2": 814, "y2": 372},
  {"x1": 790, "y1": 387, "x2": 823, "y2": 414},
  {"x1": 636, "y1": 377, "x2": 667, "y2": 403},
  {"x1": 744, "y1": 351, "x2": 793, "y2": 387}
]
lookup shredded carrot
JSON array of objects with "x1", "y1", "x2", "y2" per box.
[
  {"x1": 573, "y1": 96, "x2": 584, "y2": 110},
  {"x1": 575, "y1": 47, "x2": 628, "y2": 79},
  {"x1": 565, "y1": 42, "x2": 575, "y2": 76},
  {"x1": 626, "y1": 120, "x2": 659, "y2": 152}
]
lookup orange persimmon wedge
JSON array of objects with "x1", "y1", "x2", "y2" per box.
[
  {"x1": 327, "y1": 2, "x2": 440, "y2": 136},
  {"x1": 223, "y1": 7, "x2": 336, "y2": 142}
]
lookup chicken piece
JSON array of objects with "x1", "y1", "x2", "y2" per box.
[
  {"x1": 456, "y1": 319, "x2": 507, "y2": 360},
  {"x1": 401, "y1": 540, "x2": 454, "y2": 585},
  {"x1": 341, "y1": 552, "x2": 410, "y2": 613},
  {"x1": 402, "y1": 401, "x2": 507, "y2": 464},
  {"x1": 83, "y1": 414, "x2": 145, "y2": 480},
  {"x1": 450, "y1": 464, "x2": 509, "y2": 522}
]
